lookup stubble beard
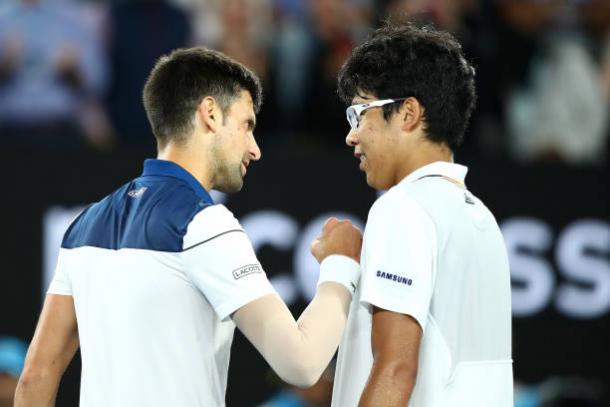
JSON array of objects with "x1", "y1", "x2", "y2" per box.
[
  {"x1": 213, "y1": 160, "x2": 244, "y2": 193},
  {"x1": 209, "y1": 135, "x2": 245, "y2": 193}
]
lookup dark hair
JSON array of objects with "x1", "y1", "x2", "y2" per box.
[
  {"x1": 338, "y1": 24, "x2": 476, "y2": 149},
  {"x1": 143, "y1": 47, "x2": 262, "y2": 147}
]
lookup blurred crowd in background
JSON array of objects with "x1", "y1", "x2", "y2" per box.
[
  {"x1": 0, "y1": 0, "x2": 608, "y2": 406},
  {"x1": 0, "y1": 0, "x2": 609, "y2": 163}
]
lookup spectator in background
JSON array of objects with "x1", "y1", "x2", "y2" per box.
[
  {"x1": 215, "y1": 0, "x2": 272, "y2": 77},
  {"x1": 0, "y1": 337, "x2": 27, "y2": 407},
  {"x1": 481, "y1": 0, "x2": 610, "y2": 165},
  {"x1": 171, "y1": 0, "x2": 277, "y2": 137},
  {"x1": 502, "y1": 0, "x2": 609, "y2": 165},
  {"x1": 270, "y1": 0, "x2": 372, "y2": 145},
  {"x1": 105, "y1": 0, "x2": 190, "y2": 152},
  {"x1": 174, "y1": 0, "x2": 272, "y2": 77},
  {"x1": 506, "y1": 33, "x2": 609, "y2": 165},
  {"x1": 492, "y1": 0, "x2": 559, "y2": 143},
  {"x1": 376, "y1": 0, "x2": 512, "y2": 159},
  {"x1": 0, "y1": 0, "x2": 112, "y2": 150}
]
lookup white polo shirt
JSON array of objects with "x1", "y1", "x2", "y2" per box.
[
  {"x1": 48, "y1": 159, "x2": 275, "y2": 407},
  {"x1": 332, "y1": 161, "x2": 513, "y2": 407}
]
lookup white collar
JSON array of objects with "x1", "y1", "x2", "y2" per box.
[{"x1": 401, "y1": 161, "x2": 468, "y2": 185}]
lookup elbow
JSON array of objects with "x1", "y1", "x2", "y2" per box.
[
  {"x1": 286, "y1": 371, "x2": 321, "y2": 389},
  {"x1": 16, "y1": 367, "x2": 54, "y2": 393},
  {"x1": 276, "y1": 358, "x2": 324, "y2": 388},
  {"x1": 374, "y1": 358, "x2": 418, "y2": 385},
  {"x1": 395, "y1": 363, "x2": 418, "y2": 384},
  {"x1": 16, "y1": 370, "x2": 41, "y2": 392},
  {"x1": 14, "y1": 373, "x2": 36, "y2": 400},
  {"x1": 293, "y1": 369, "x2": 322, "y2": 389}
]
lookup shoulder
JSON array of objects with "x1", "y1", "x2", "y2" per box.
[
  {"x1": 368, "y1": 186, "x2": 431, "y2": 224},
  {"x1": 146, "y1": 180, "x2": 210, "y2": 221},
  {"x1": 183, "y1": 204, "x2": 244, "y2": 250},
  {"x1": 61, "y1": 184, "x2": 131, "y2": 249},
  {"x1": 62, "y1": 180, "x2": 211, "y2": 252},
  {"x1": 365, "y1": 187, "x2": 437, "y2": 245}
]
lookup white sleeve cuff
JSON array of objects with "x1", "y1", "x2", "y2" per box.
[{"x1": 317, "y1": 255, "x2": 360, "y2": 295}]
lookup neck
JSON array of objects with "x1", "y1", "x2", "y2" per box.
[
  {"x1": 395, "y1": 142, "x2": 453, "y2": 185},
  {"x1": 157, "y1": 141, "x2": 214, "y2": 191}
]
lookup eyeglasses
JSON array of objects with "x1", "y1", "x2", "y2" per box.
[{"x1": 345, "y1": 98, "x2": 406, "y2": 130}]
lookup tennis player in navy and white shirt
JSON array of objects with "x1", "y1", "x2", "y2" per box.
[
  {"x1": 44, "y1": 158, "x2": 360, "y2": 406},
  {"x1": 15, "y1": 48, "x2": 362, "y2": 407},
  {"x1": 47, "y1": 159, "x2": 272, "y2": 405}
]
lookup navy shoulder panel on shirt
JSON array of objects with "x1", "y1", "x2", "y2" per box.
[{"x1": 62, "y1": 176, "x2": 212, "y2": 252}]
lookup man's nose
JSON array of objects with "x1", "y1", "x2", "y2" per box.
[
  {"x1": 346, "y1": 129, "x2": 358, "y2": 147},
  {"x1": 249, "y1": 135, "x2": 261, "y2": 161}
]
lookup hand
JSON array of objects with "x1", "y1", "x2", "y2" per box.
[
  {"x1": 78, "y1": 99, "x2": 117, "y2": 151},
  {"x1": 310, "y1": 217, "x2": 362, "y2": 263},
  {"x1": 54, "y1": 47, "x2": 83, "y2": 90},
  {"x1": 0, "y1": 35, "x2": 22, "y2": 82}
]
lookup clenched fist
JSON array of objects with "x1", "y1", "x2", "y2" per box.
[{"x1": 310, "y1": 217, "x2": 363, "y2": 263}]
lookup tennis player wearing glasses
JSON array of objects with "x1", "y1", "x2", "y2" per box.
[{"x1": 331, "y1": 24, "x2": 514, "y2": 407}]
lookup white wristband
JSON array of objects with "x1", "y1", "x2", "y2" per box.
[{"x1": 317, "y1": 255, "x2": 360, "y2": 295}]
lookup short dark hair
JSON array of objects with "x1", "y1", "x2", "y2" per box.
[
  {"x1": 143, "y1": 47, "x2": 263, "y2": 147},
  {"x1": 338, "y1": 24, "x2": 476, "y2": 149}
]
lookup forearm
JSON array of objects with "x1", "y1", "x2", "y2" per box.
[
  {"x1": 14, "y1": 371, "x2": 61, "y2": 407},
  {"x1": 235, "y1": 282, "x2": 351, "y2": 387},
  {"x1": 282, "y1": 282, "x2": 351, "y2": 384},
  {"x1": 359, "y1": 361, "x2": 417, "y2": 407},
  {"x1": 15, "y1": 294, "x2": 79, "y2": 407}
]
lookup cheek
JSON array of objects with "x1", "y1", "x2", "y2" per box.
[
  {"x1": 240, "y1": 133, "x2": 251, "y2": 155},
  {"x1": 363, "y1": 135, "x2": 384, "y2": 162},
  {"x1": 227, "y1": 127, "x2": 244, "y2": 150},
  {"x1": 366, "y1": 137, "x2": 395, "y2": 180},
  {"x1": 357, "y1": 126, "x2": 374, "y2": 150}
]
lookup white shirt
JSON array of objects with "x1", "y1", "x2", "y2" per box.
[
  {"x1": 332, "y1": 161, "x2": 513, "y2": 407},
  {"x1": 48, "y1": 159, "x2": 275, "y2": 407}
]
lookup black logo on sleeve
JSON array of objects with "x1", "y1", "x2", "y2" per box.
[
  {"x1": 233, "y1": 264, "x2": 262, "y2": 280},
  {"x1": 376, "y1": 270, "x2": 413, "y2": 286},
  {"x1": 464, "y1": 191, "x2": 475, "y2": 205}
]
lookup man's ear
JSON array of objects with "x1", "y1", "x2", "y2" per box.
[
  {"x1": 197, "y1": 96, "x2": 222, "y2": 133},
  {"x1": 400, "y1": 97, "x2": 424, "y2": 133}
]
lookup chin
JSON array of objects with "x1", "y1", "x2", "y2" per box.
[
  {"x1": 217, "y1": 182, "x2": 243, "y2": 194},
  {"x1": 214, "y1": 167, "x2": 245, "y2": 193},
  {"x1": 365, "y1": 173, "x2": 382, "y2": 190},
  {"x1": 215, "y1": 177, "x2": 243, "y2": 194},
  {"x1": 366, "y1": 172, "x2": 393, "y2": 191}
]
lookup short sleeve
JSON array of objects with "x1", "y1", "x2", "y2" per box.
[
  {"x1": 182, "y1": 205, "x2": 275, "y2": 320},
  {"x1": 360, "y1": 193, "x2": 437, "y2": 331},
  {"x1": 47, "y1": 248, "x2": 73, "y2": 296}
]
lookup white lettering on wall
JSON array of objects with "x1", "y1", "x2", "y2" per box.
[
  {"x1": 555, "y1": 220, "x2": 610, "y2": 318},
  {"x1": 43, "y1": 207, "x2": 610, "y2": 318},
  {"x1": 501, "y1": 217, "x2": 556, "y2": 317}
]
